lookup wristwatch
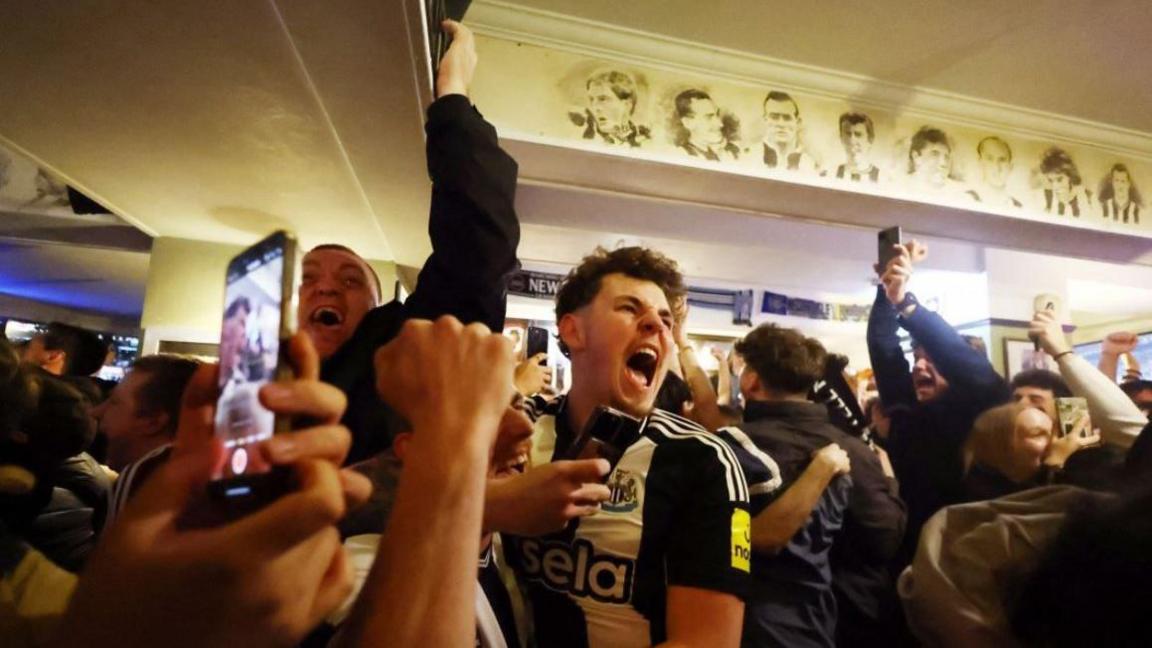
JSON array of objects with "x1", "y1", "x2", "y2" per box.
[{"x1": 895, "y1": 292, "x2": 919, "y2": 316}]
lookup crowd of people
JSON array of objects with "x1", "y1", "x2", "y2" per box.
[{"x1": 3, "y1": 20, "x2": 1151, "y2": 648}]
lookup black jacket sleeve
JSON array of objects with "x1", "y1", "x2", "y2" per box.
[
  {"x1": 898, "y1": 296, "x2": 1006, "y2": 406},
  {"x1": 865, "y1": 286, "x2": 916, "y2": 410},
  {"x1": 403, "y1": 94, "x2": 521, "y2": 331},
  {"x1": 841, "y1": 437, "x2": 906, "y2": 564}
]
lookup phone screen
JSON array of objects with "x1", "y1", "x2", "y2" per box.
[
  {"x1": 214, "y1": 237, "x2": 289, "y2": 480},
  {"x1": 1055, "y1": 397, "x2": 1090, "y2": 439}
]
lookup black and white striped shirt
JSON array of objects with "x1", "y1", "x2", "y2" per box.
[
  {"x1": 509, "y1": 396, "x2": 779, "y2": 648},
  {"x1": 105, "y1": 444, "x2": 172, "y2": 526},
  {"x1": 1102, "y1": 198, "x2": 1141, "y2": 224}
]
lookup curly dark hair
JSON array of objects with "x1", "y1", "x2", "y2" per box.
[
  {"x1": 735, "y1": 323, "x2": 827, "y2": 395},
  {"x1": 1039, "y1": 147, "x2": 1082, "y2": 187},
  {"x1": 554, "y1": 246, "x2": 686, "y2": 355}
]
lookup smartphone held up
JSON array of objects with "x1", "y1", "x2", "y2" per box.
[
  {"x1": 207, "y1": 230, "x2": 298, "y2": 509},
  {"x1": 877, "y1": 226, "x2": 902, "y2": 270}
]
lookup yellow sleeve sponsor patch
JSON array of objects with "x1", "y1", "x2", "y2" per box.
[{"x1": 731, "y1": 508, "x2": 751, "y2": 572}]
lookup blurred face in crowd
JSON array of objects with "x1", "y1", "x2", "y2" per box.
[
  {"x1": 1046, "y1": 172, "x2": 1072, "y2": 201},
  {"x1": 978, "y1": 139, "x2": 1013, "y2": 189},
  {"x1": 1013, "y1": 386, "x2": 1057, "y2": 421},
  {"x1": 911, "y1": 346, "x2": 949, "y2": 402},
  {"x1": 218, "y1": 303, "x2": 249, "y2": 383},
  {"x1": 682, "y1": 98, "x2": 724, "y2": 147},
  {"x1": 298, "y1": 248, "x2": 378, "y2": 361},
  {"x1": 587, "y1": 81, "x2": 632, "y2": 135},
  {"x1": 912, "y1": 142, "x2": 951, "y2": 186},
  {"x1": 1112, "y1": 169, "x2": 1132, "y2": 203},
  {"x1": 559, "y1": 273, "x2": 674, "y2": 419},
  {"x1": 763, "y1": 98, "x2": 799, "y2": 146},
  {"x1": 1010, "y1": 407, "x2": 1053, "y2": 477},
  {"x1": 92, "y1": 370, "x2": 168, "y2": 471},
  {"x1": 840, "y1": 122, "x2": 872, "y2": 160},
  {"x1": 21, "y1": 335, "x2": 65, "y2": 375}
]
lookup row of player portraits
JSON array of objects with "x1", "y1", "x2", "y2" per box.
[{"x1": 569, "y1": 69, "x2": 1144, "y2": 225}]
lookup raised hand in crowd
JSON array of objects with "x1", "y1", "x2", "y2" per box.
[
  {"x1": 877, "y1": 240, "x2": 928, "y2": 306},
  {"x1": 340, "y1": 316, "x2": 517, "y2": 647},
  {"x1": 1099, "y1": 330, "x2": 1140, "y2": 382},
  {"x1": 1044, "y1": 415, "x2": 1102, "y2": 471},
  {"x1": 1103, "y1": 331, "x2": 1139, "y2": 356},
  {"x1": 435, "y1": 20, "x2": 477, "y2": 99},
  {"x1": 55, "y1": 333, "x2": 370, "y2": 648},
  {"x1": 514, "y1": 353, "x2": 553, "y2": 397},
  {"x1": 1028, "y1": 308, "x2": 1072, "y2": 357}
]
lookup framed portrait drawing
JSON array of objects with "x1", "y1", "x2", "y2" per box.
[{"x1": 1003, "y1": 338, "x2": 1053, "y2": 378}]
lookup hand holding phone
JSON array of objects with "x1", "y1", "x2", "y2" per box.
[
  {"x1": 1047, "y1": 397, "x2": 1101, "y2": 468},
  {"x1": 1030, "y1": 294, "x2": 1059, "y2": 352},
  {"x1": 1028, "y1": 308, "x2": 1071, "y2": 358},
  {"x1": 563, "y1": 406, "x2": 643, "y2": 481},
  {"x1": 876, "y1": 226, "x2": 902, "y2": 275},
  {"x1": 526, "y1": 326, "x2": 549, "y2": 365},
  {"x1": 1055, "y1": 397, "x2": 1091, "y2": 439},
  {"x1": 209, "y1": 231, "x2": 298, "y2": 510}
]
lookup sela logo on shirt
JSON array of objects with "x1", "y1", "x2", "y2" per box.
[
  {"x1": 731, "y1": 509, "x2": 751, "y2": 573},
  {"x1": 520, "y1": 538, "x2": 636, "y2": 604},
  {"x1": 603, "y1": 469, "x2": 641, "y2": 513}
]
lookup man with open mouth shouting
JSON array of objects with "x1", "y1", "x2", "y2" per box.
[
  {"x1": 506, "y1": 246, "x2": 776, "y2": 648},
  {"x1": 297, "y1": 21, "x2": 520, "y2": 464}
]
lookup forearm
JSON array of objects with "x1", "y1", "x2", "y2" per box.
[
  {"x1": 679, "y1": 348, "x2": 727, "y2": 432},
  {"x1": 338, "y1": 436, "x2": 489, "y2": 647},
  {"x1": 751, "y1": 467, "x2": 833, "y2": 554},
  {"x1": 900, "y1": 304, "x2": 1003, "y2": 397},
  {"x1": 716, "y1": 363, "x2": 732, "y2": 407},
  {"x1": 866, "y1": 287, "x2": 916, "y2": 408},
  {"x1": 408, "y1": 95, "x2": 521, "y2": 329},
  {"x1": 1059, "y1": 354, "x2": 1146, "y2": 448},
  {"x1": 1098, "y1": 352, "x2": 1120, "y2": 383}
]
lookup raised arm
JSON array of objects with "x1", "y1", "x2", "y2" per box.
[
  {"x1": 1031, "y1": 312, "x2": 1146, "y2": 449},
  {"x1": 1097, "y1": 331, "x2": 1138, "y2": 383},
  {"x1": 881, "y1": 243, "x2": 1004, "y2": 404},
  {"x1": 337, "y1": 316, "x2": 514, "y2": 647},
  {"x1": 866, "y1": 285, "x2": 916, "y2": 410},
  {"x1": 714, "y1": 347, "x2": 734, "y2": 407},
  {"x1": 404, "y1": 21, "x2": 521, "y2": 332}
]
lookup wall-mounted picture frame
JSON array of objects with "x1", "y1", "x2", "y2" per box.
[{"x1": 1003, "y1": 338, "x2": 1053, "y2": 378}]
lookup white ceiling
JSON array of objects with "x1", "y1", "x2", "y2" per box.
[
  {"x1": 0, "y1": 0, "x2": 434, "y2": 264},
  {"x1": 1, "y1": 0, "x2": 1150, "y2": 330},
  {"x1": 517, "y1": 0, "x2": 1152, "y2": 134}
]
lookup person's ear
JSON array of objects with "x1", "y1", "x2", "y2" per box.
[
  {"x1": 741, "y1": 368, "x2": 762, "y2": 399},
  {"x1": 557, "y1": 313, "x2": 586, "y2": 355},
  {"x1": 392, "y1": 432, "x2": 413, "y2": 463}
]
